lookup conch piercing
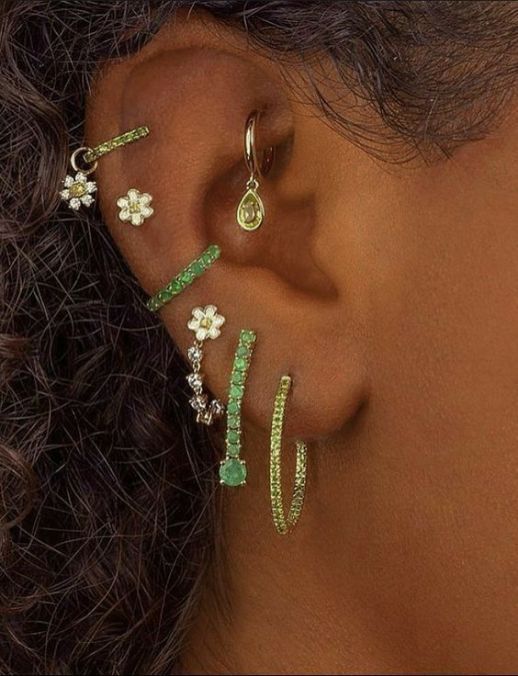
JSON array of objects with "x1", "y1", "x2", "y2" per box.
[
  {"x1": 186, "y1": 305, "x2": 226, "y2": 426},
  {"x1": 236, "y1": 111, "x2": 274, "y2": 232},
  {"x1": 270, "y1": 375, "x2": 308, "y2": 534},
  {"x1": 220, "y1": 329, "x2": 257, "y2": 487},
  {"x1": 117, "y1": 188, "x2": 154, "y2": 226},
  {"x1": 146, "y1": 244, "x2": 221, "y2": 312},
  {"x1": 60, "y1": 125, "x2": 149, "y2": 211}
]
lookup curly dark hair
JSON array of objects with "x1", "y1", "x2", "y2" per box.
[{"x1": 1, "y1": 1, "x2": 518, "y2": 673}]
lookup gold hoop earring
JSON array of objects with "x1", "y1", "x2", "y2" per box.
[
  {"x1": 270, "y1": 375, "x2": 308, "y2": 534},
  {"x1": 236, "y1": 111, "x2": 274, "y2": 232}
]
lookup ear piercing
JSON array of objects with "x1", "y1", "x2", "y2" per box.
[
  {"x1": 60, "y1": 125, "x2": 149, "y2": 211},
  {"x1": 219, "y1": 329, "x2": 257, "y2": 487},
  {"x1": 186, "y1": 305, "x2": 226, "y2": 426},
  {"x1": 146, "y1": 244, "x2": 221, "y2": 312},
  {"x1": 236, "y1": 111, "x2": 274, "y2": 232},
  {"x1": 117, "y1": 188, "x2": 154, "y2": 226},
  {"x1": 270, "y1": 375, "x2": 308, "y2": 534}
]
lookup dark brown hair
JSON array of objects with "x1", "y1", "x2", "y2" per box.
[{"x1": 1, "y1": 1, "x2": 517, "y2": 673}]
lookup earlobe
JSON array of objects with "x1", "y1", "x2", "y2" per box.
[{"x1": 85, "y1": 10, "x2": 368, "y2": 443}]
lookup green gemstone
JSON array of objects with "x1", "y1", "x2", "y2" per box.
[
  {"x1": 227, "y1": 414, "x2": 240, "y2": 429},
  {"x1": 191, "y1": 260, "x2": 204, "y2": 275},
  {"x1": 158, "y1": 290, "x2": 172, "y2": 303},
  {"x1": 227, "y1": 429, "x2": 240, "y2": 444},
  {"x1": 227, "y1": 400, "x2": 240, "y2": 414},
  {"x1": 232, "y1": 371, "x2": 245, "y2": 385},
  {"x1": 202, "y1": 252, "x2": 213, "y2": 266},
  {"x1": 235, "y1": 357, "x2": 247, "y2": 371},
  {"x1": 167, "y1": 279, "x2": 182, "y2": 295},
  {"x1": 226, "y1": 443, "x2": 240, "y2": 458},
  {"x1": 219, "y1": 458, "x2": 247, "y2": 487},
  {"x1": 236, "y1": 346, "x2": 249, "y2": 358},
  {"x1": 180, "y1": 270, "x2": 194, "y2": 284},
  {"x1": 241, "y1": 330, "x2": 256, "y2": 344},
  {"x1": 230, "y1": 384, "x2": 244, "y2": 399}
]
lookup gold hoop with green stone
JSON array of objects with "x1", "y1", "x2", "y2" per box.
[
  {"x1": 270, "y1": 375, "x2": 308, "y2": 534},
  {"x1": 146, "y1": 244, "x2": 221, "y2": 312},
  {"x1": 219, "y1": 329, "x2": 257, "y2": 487}
]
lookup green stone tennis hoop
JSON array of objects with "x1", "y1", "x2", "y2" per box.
[
  {"x1": 146, "y1": 244, "x2": 221, "y2": 312},
  {"x1": 219, "y1": 329, "x2": 257, "y2": 487}
]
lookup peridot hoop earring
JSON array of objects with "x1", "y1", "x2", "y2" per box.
[{"x1": 270, "y1": 375, "x2": 308, "y2": 534}]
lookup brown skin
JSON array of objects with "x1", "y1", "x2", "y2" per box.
[{"x1": 86, "y1": 12, "x2": 518, "y2": 675}]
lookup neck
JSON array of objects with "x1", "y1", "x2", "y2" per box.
[{"x1": 181, "y1": 430, "x2": 410, "y2": 674}]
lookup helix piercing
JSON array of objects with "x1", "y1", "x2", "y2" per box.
[
  {"x1": 60, "y1": 125, "x2": 149, "y2": 211},
  {"x1": 186, "y1": 305, "x2": 226, "y2": 426},
  {"x1": 236, "y1": 111, "x2": 274, "y2": 232},
  {"x1": 219, "y1": 329, "x2": 257, "y2": 487},
  {"x1": 270, "y1": 375, "x2": 308, "y2": 534},
  {"x1": 146, "y1": 244, "x2": 221, "y2": 312}
]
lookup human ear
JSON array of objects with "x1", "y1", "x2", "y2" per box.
[{"x1": 86, "y1": 10, "x2": 367, "y2": 440}]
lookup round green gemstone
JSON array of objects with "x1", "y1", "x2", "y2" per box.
[
  {"x1": 180, "y1": 270, "x2": 194, "y2": 284},
  {"x1": 219, "y1": 458, "x2": 247, "y2": 487},
  {"x1": 241, "y1": 330, "x2": 256, "y2": 344},
  {"x1": 227, "y1": 400, "x2": 240, "y2": 415},
  {"x1": 227, "y1": 443, "x2": 240, "y2": 458},
  {"x1": 236, "y1": 346, "x2": 249, "y2": 358},
  {"x1": 230, "y1": 384, "x2": 244, "y2": 399},
  {"x1": 158, "y1": 290, "x2": 172, "y2": 303},
  {"x1": 227, "y1": 414, "x2": 240, "y2": 429},
  {"x1": 235, "y1": 357, "x2": 247, "y2": 371},
  {"x1": 191, "y1": 260, "x2": 204, "y2": 275},
  {"x1": 227, "y1": 429, "x2": 240, "y2": 444},
  {"x1": 202, "y1": 253, "x2": 213, "y2": 266},
  {"x1": 232, "y1": 371, "x2": 245, "y2": 385},
  {"x1": 167, "y1": 279, "x2": 182, "y2": 295}
]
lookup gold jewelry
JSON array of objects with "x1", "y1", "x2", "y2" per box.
[
  {"x1": 270, "y1": 375, "x2": 308, "y2": 534},
  {"x1": 60, "y1": 126, "x2": 149, "y2": 211},
  {"x1": 236, "y1": 111, "x2": 274, "y2": 231},
  {"x1": 117, "y1": 188, "x2": 154, "y2": 226}
]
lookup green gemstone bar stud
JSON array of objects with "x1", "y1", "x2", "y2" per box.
[
  {"x1": 219, "y1": 329, "x2": 257, "y2": 487},
  {"x1": 83, "y1": 126, "x2": 150, "y2": 163},
  {"x1": 146, "y1": 244, "x2": 221, "y2": 312}
]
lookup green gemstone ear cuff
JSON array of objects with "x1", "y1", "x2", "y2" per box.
[
  {"x1": 60, "y1": 125, "x2": 149, "y2": 211},
  {"x1": 219, "y1": 329, "x2": 257, "y2": 487},
  {"x1": 146, "y1": 244, "x2": 221, "y2": 312}
]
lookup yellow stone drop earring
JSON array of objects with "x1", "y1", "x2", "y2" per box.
[{"x1": 236, "y1": 111, "x2": 274, "y2": 231}]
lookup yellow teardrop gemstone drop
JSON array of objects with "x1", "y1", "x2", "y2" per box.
[{"x1": 237, "y1": 188, "x2": 264, "y2": 231}]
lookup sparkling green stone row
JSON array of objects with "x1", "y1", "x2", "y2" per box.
[
  {"x1": 146, "y1": 244, "x2": 221, "y2": 312},
  {"x1": 83, "y1": 126, "x2": 150, "y2": 163},
  {"x1": 220, "y1": 329, "x2": 257, "y2": 486}
]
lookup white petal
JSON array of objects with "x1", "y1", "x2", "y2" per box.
[
  {"x1": 192, "y1": 307, "x2": 205, "y2": 320},
  {"x1": 196, "y1": 327, "x2": 209, "y2": 341},
  {"x1": 75, "y1": 172, "x2": 87, "y2": 183},
  {"x1": 208, "y1": 326, "x2": 221, "y2": 340},
  {"x1": 187, "y1": 317, "x2": 200, "y2": 331},
  {"x1": 60, "y1": 189, "x2": 70, "y2": 200},
  {"x1": 116, "y1": 197, "x2": 129, "y2": 209},
  {"x1": 118, "y1": 208, "x2": 130, "y2": 221},
  {"x1": 212, "y1": 314, "x2": 225, "y2": 329},
  {"x1": 81, "y1": 194, "x2": 94, "y2": 207},
  {"x1": 64, "y1": 175, "x2": 74, "y2": 188},
  {"x1": 85, "y1": 181, "x2": 97, "y2": 194},
  {"x1": 141, "y1": 206, "x2": 154, "y2": 218},
  {"x1": 127, "y1": 188, "x2": 139, "y2": 201},
  {"x1": 204, "y1": 305, "x2": 217, "y2": 317},
  {"x1": 139, "y1": 193, "x2": 152, "y2": 206},
  {"x1": 131, "y1": 213, "x2": 144, "y2": 226},
  {"x1": 69, "y1": 198, "x2": 81, "y2": 210}
]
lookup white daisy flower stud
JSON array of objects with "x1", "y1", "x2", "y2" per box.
[
  {"x1": 187, "y1": 305, "x2": 226, "y2": 342},
  {"x1": 60, "y1": 172, "x2": 97, "y2": 211},
  {"x1": 116, "y1": 188, "x2": 154, "y2": 227}
]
